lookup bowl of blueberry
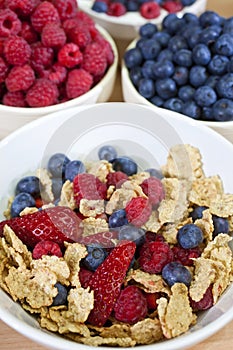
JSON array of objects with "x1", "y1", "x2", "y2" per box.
[
  {"x1": 1, "y1": 102, "x2": 233, "y2": 350},
  {"x1": 122, "y1": 10, "x2": 233, "y2": 143},
  {"x1": 0, "y1": 0, "x2": 118, "y2": 140}
]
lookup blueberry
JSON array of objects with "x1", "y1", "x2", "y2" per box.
[
  {"x1": 177, "y1": 223, "x2": 204, "y2": 249},
  {"x1": 208, "y1": 55, "x2": 229, "y2": 75},
  {"x1": 162, "y1": 262, "x2": 192, "y2": 287},
  {"x1": 155, "y1": 78, "x2": 177, "y2": 99},
  {"x1": 182, "y1": 101, "x2": 201, "y2": 119},
  {"x1": 83, "y1": 244, "x2": 107, "y2": 271},
  {"x1": 129, "y1": 66, "x2": 143, "y2": 87},
  {"x1": 190, "y1": 206, "x2": 207, "y2": 221},
  {"x1": 194, "y1": 86, "x2": 217, "y2": 107},
  {"x1": 98, "y1": 145, "x2": 117, "y2": 161},
  {"x1": 162, "y1": 14, "x2": 185, "y2": 35},
  {"x1": 198, "y1": 25, "x2": 221, "y2": 46},
  {"x1": 172, "y1": 66, "x2": 189, "y2": 86},
  {"x1": 183, "y1": 13, "x2": 199, "y2": 25},
  {"x1": 150, "y1": 95, "x2": 164, "y2": 107},
  {"x1": 223, "y1": 17, "x2": 233, "y2": 34},
  {"x1": 48, "y1": 153, "x2": 70, "y2": 178},
  {"x1": 52, "y1": 283, "x2": 68, "y2": 306},
  {"x1": 11, "y1": 192, "x2": 36, "y2": 217},
  {"x1": 15, "y1": 176, "x2": 41, "y2": 198},
  {"x1": 141, "y1": 60, "x2": 155, "y2": 79},
  {"x1": 205, "y1": 75, "x2": 220, "y2": 89},
  {"x1": 153, "y1": 60, "x2": 175, "y2": 79},
  {"x1": 124, "y1": 48, "x2": 143, "y2": 69},
  {"x1": 163, "y1": 98, "x2": 184, "y2": 113},
  {"x1": 138, "y1": 78, "x2": 155, "y2": 99},
  {"x1": 173, "y1": 49, "x2": 192, "y2": 67},
  {"x1": 187, "y1": 28, "x2": 202, "y2": 49},
  {"x1": 214, "y1": 33, "x2": 233, "y2": 56},
  {"x1": 178, "y1": 85, "x2": 195, "y2": 101},
  {"x1": 52, "y1": 178, "x2": 63, "y2": 200},
  {"x1": 65, "y1": 160, "x2": 85, "y2": 182},
  {"x1": 92, "y1": 1, "x2": 108, "y2": 13},
  {"x1": 212, "y1": 99, "x2": 233, "y2": 121},
  {"x1": 199, "y1": 11, "x2": 224, "y2": 27},
  {"x1": 139, "y1": 39, "x2": 161, "y2": 60},
  {"x1": 192, "y1": 44, "x2": 211, "y2": 66},
  {"x1": 127, "y1": 0, "x2": 139, "y2": 11},
  {"x1": 152, "y1": 32, "x2": 171, "y2": 47},
  {"x1": 139, "y1": 23, "x2": 157, "y2": 38},
  {"x1": 202, "y1": 107, "x2": 214, "y2": 121},
  {"x1": 157, "y1": 49, "x2": 173, "y2": 62},
  {"x1": 212, "y1": 215, "x2": 229, "y2": 237},
  {"x1": 216, "y1": 73, "x2": 233, "y2": 99},
  {"x1": 168, "y1": 35, "x2": 188, "y2": 53},
  {"x1": 189, "y1": 66, "x2": 208, "y2": 87},
  {"x1": 144, "y1": 168, "x2": 163, "y2": 179},
  {"x1": 109, "y1": 209, "x2": 128, "y2": 229},
  {"x1": 181, "y1": 0, "x2": 196, "y2": 6},
  {"x1": 111, "y1": 157, "x2": 137, "y2": 176},
  {"x1": 227, "y1": 57, "x2": 233, "y2": 73},
  {"x1": 118, "y1": 225, "x2": 145, "y2": 246}
]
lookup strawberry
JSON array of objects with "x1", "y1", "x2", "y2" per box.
[
  {"x1": 87, "y1": 240, "x2": 136, "y2": 326},
  {"x1": 73, "y1": 173, "x2": 107, "y2": 206},
  {"x1": 79, "y1": 230, "x2": 118, "y2": 248},
  {"x1": 0, "y1": 206, "x2": 83, "y2": 249}
]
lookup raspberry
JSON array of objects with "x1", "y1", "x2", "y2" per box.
[
  {"x1": 140, "y1": 2, "x2": 161, "y2": 19},
  {"x1": 66, "y1": 68, "x2": 93, "y2": 99},
  {"x1": 125, "y1": 197, "x2": 152, "y2": 227},
  {"x1": 95, "y1": 36, "x2": 115, "y2": 65},
  {"x1": 0, "y1": 8, "x2": 22, "y2": 37},
  {"x1": 144, "y1": 231, "x2": 165, "y2": 244},
  {"x1": 172, "y1": 245, "x2": 201, "y2": 266},
  {"x1": 162, "y1": 1, "x2": 183, "y2": 13},
  {"x1": 2, "y1": 91, "x2": 27, "y2": 107},
  {"x1": 58, "y1": 43, "x2": 83, "y2": 68},
  {"x1": 26, "y1": 78, "x2": 59, "y2": 107},
  {"x1": 107, "y1": 3, "x2": 127, "y2": 17},
  {"x1": 190, "y1": 285, "x2": 214, "y2": 311},
  {"x1": 75, "y1": 10, "x2": 95, "y2": 27},
  {"x1": 31, "y1": 1, "x2": 60, "y2": 33},
  {"x1": 0, "y1": 57, "x2": 8, "y2": 83},
  {"x1": 114, "y1": 285, "x2": 148, "y2": 324},
  {"x1": 31, "y1": 43, "x2": 54, "y2": 71},
  {"x1": 5, "y1": 0, "x2": 39, "y2": 17},
  {"x1": 138, "y1": 241, "x2": 174, "y2": 274},
  {"x1": 68, "y1": 25, "x2": 91, "y2": 50},
  {"x1": 82, "y1": 42, "x2": 108, "y2": 77},
  {"x1": 79, "y1": 267, "x2": 93, "y2": 288},
  {"x1": 73, "y1": 173, "x2": 107, "y2": 206},
  {"x1": 32, "y1": 240, "x2": 63, "y2": 259},
  {"x1": 0, "y1": 37, "x2": 5, "y2": 55},
  {"x1": 52, "y1": 0, "x2": 78, "y2": 21},
  {"x1": 20, "y1": 21, "x2": 38, "y2": 44},
  {"x1": 106, "y1": 171, "x2": 128, "y2": 188},
  {"x1": 140, "y1": 177, "x2": 165, "y2": 206},
  {"x1": 62, "y1": 18, "x2": 79, "y2": 35},
  {"x1": 48, "y1": 63, "x2": 67, "y2": 85},
  {"x1": 4, "y1": 36, "x2": 31, "y2": 65},
  {"x1": 41, "y1": 23, "x2": 67, "y2": 48},
  {"x1": 5, "y1": 64, "x2": 35, "y2": 92}
]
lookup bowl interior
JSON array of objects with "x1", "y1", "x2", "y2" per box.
[{"x1": 0, "y1": 102, "x2": 233, "y2": 350}]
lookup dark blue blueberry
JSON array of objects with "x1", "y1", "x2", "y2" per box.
[
  {"x1": 124, "y1": 48, "x2": 143, "y2": 69},
  {"x1": 190, "y1": 206, "x2": 207, "y2": 221},
  {"x1": 163, "y1": 97, "x2": 184, "y2": 113},
  {"x1": 183, "y1": 12, "x2": 199, "y2": 25},
  {"x1": 65, "y1": 160, "x2": 85, "y2": 182},
  {"x1": 118, "y1": 225, "x2": 145, "y2": 246},
  {"x1": 162, "y1": 14, "x2": 185, "y2": 35},
  {"x1": 177, "y1": 223, "x2": 204, "y2": 249},
  {"x1": 212, "y1": 215, "x2": 229, "y2": 237},
  {"x1": 139, "y1": 39, "x2": 161, "y2": 60},
  {"x1": 198, "y1": 25, "x2": 221, "y2": 46},
  {"x1": 152, "y1": 31, "x2": 171, "y2": 47},
  {"x1": 136, "y1": 37, "x2": 147, "y2": 51},
  {"x1": 178, "y1": 85, "x2": 195, "y2": 101},
  {"x1": 83, "y1": 244, "x2": 107, "y2": 271},
  {"x1": 150, "y1": 95, "x2": 164, "y2": 107},
  {"x1": 157, "y1": 49, "x2": 173, "y2": 62},
  {"x1": 109, "y1": 209, "x2": 128, "y2": 229},
  {"x1": 187, "y1": 28, "x2": 202, "y2": 49},
  {"x1": 127, "y1": 0, "x2": 139, "y2": 11},
  {"x1": 182, "y1": 101, "x2": 201, "y2": 119},
  {"x1": 199, "y1": 11, "x2": 224, "y2": 27},
  {"x1": 52, "y1": 283, "x2": 68, "y2": 306},
  {"x1": 162, "y1": 13, "x2": 179, "y2": 30},
  {"x1": 214, "y1": 33, "x2": 233, "y2": 56},
  {"x1": 212, "y1": 99, "x2": 233, "y2": 121},
  {"x1": 52, "y1": 178, "x2": 63, "y2": 200},
  {"x1": 227, "y1": 57, "x2": 233, "y2": 73},
  {"x1": 172, "y1": 66, "x2": 189, "y2": 86},
  {"x1": 11, "y1": 192, "x2": 36, "y2": 218},
  {"x1": 129, "y1": 66, "x2": 143, "y2": 87},
  {"x1": 141, "y1": 60, "x2": 155, "y2": 79},
  {"x1": 91, "y1": 1, "x2": 108, "y2": 13},
  {"x1": 144, "y1": 168, "x2": 163, "y2": 179},
  {"x1": 48, "y1": 153, "x2": 70, "y2": 178},
  {"x1": 205, "y1": 75, "x2": 220, "y2": 89},
  {"x1": 162, "y1": 262, "x2": 192, "y2": 287},
  {"x1": 138, "y1": 78, "x2": 155, "y2": 99},
  {"x1": 153, "y1": 60, "x2": 175, "y2": 79},
  {"x1": 223, "y1": 17, "x2": 233, "y2": 34},
  {"x1": 173, "y1": 49, "x2": 192, "y2": 67},
  {"x1": 202, "y1": 107, "x2": 214, "y2": 121},
  {"x1": 155, "y1": 78, "x2": 177, "y2": 99},
  {"x1": 189, "y1": 66, "x2": 208, "y2": 87},
  {"x1": 194, "y1": 86, "x2": 217, "y2": 107},
  {"x1": 139, "y1": 22, "x2": 158, "y2": 38},
  {"x1": 111, "y1": 157, "x2": 137, "y2": 176},
  {"x1": 98, "y1": 145, "x2": 117, "y2": 161},
  {"x1": 168, "y1": 35, "x2": 188, "y2": 53},
  {"x1": 181, "y1": 0, "x2": 196, "y2": 7},
  {"x1": 192, "y1": 44, "x2": 211, "y2": 66},
  {"x1": 208, "y1": 55, "x2": 229, "y2": 75},
  {"x1": 15, "y1": 176, "x2": 41, "y2": 198},
  {"x1": 216, "y1": 73, "x2": 233, "y2": 99}
]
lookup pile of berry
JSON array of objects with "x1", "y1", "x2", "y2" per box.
[
  {"x1": 124, "y1": 10, "x2": 233, "y2": 121},
  {"x1": 91, "y1": 0, "x2": 198, "y2": 19},
  {"x1": 0, "y1": 0, "x2": 114, "y2": 107}
]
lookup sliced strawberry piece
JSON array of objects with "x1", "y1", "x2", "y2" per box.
[
  {"x1": 79, "y1": 230, "x2": 118, "y2": 248},
  {"x1": 73, "y1": 173, "x2": 107, "y2": 206},
  {"x1": 0, "y1": 206, "x2": 83, "y2": 249},
  {"x1": 87, "y1": 240, "x2": 136, "y2": 327}
]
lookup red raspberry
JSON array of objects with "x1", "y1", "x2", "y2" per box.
[
  {"x1": 4, "y1": 36, "x2": 31, "y2": 65},
  {"x1": 26, "y1": 78, "x2": 59, "y2": 107},
  {"x1": 58, "y1": 43, "x2": 83, "y2": 68},
  {"x1": 5, "y1": 0, "x2": 39, "y2": 17},
  {"x1": 82, "y1": 42, "x2": 108, "y2": 77},
  {"x1": 66, "y1": 68, "x2": 93, "y2": 99},
  {"x1": 41, "y1": 23, "x2": 67, "y2": 48},
  {"x1": 140, "y1": 1, "x2": 161, "y2": 19},
  {"x1": 48, "y1": 63, "x2": 67, "y2": 84},
  {"x1": 52, "y1": 0, "x2": 78, "y2": 21},
  {"x1": 79, "y1": 267, "x2": 93, "y2": 288},
  {"x1": 140, "y1": 177, "x2": 165, "y2": 206},
  {"x1": 68, "y1": 25, "x2": 91, "y2": 50},
  {"x1": 144, "y1": 231, "x2": 165, "y2": 244},
  {"x1": 0, "y1": 9, "x2": 22, "y2": 37},
  {"x1": 0, "y1": 57, "x2": 8, "y2": 83},
  {"x1": 0, "y1": 37, "x2": 5, "y2": 55},
  {"x1": 2, "y1": 91, "x2": 27, "y2": 107},
  {"x1": 162, "y1": 1, "x2": 183, "y2": 13},
  {"x1": 190, "y1": 285, "x2": 214, "y2": 311},
  {"x1": 31, "y1": 1, "x2": 60, "y2": 33},
  {"x1": 172, "y1": 245, "x2": 201, "y2": 266},
  {"x1": 31, "y1": 43, "x2": 54, "y2": 72},
  {"x1": 107, "y1": 3, "x2": 127, "y2": 17},
  {"x1": 114, "y1": 285, "x2": 148, "y2": 324},
  {"x1": 125, "y1": 197, "x2": 152, "y2": 227},
  {"x1": 75, "y1": 10, "x2": 95, "y2": 27},
  {"x1": 62, "y1": 18, "x2": 79, "y2": 34},
  {"x1": 106, "y1": 171, "x2": 128, "y2": 188},
  {"x1": 5, "y1": 64, "x2": 35, "y2": 92},
  {"x1": 95, "y1": 35, "x2": 115, "y2": 65},
  {"x1": 20, "y1": 21, "x2": 38, "y2": 44},
  {"x1": 138, "y1": 241, "x2": 174, "y2": 274},
  {"x1": 32, "y1": 240, "x2": 63, "y2": 260},
  {"x1": 73, "y1": 173, "x2": 107, "y2": 206}
]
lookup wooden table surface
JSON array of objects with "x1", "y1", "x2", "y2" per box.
[{"x1": 0, "y1": 0, "x2": 233, "y2": 349}]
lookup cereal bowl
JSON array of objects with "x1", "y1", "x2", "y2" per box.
[{"x1": 0, "y1": 102, "x2": 233, "y2": 350}]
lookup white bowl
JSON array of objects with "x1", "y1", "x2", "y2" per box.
[
  {"x1": 0, "y1": 102, "x2": 233, "y2": 350},
  {"x1": 0, "y1": 25, "x2": 118, "y2": 140}
]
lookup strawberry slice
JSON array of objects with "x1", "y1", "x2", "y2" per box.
[
  {"x1": 0, "y1": 206, "x2": 83, "y2": 249},
  {"x1": 73, "y1": 173, "x2": 107, "y2": 206},
  {"x1": 79, "y1": 230, "x2": 118, "y2": 248},
  {"x1": 87, "y1": 240, "x2": 136, "y2": 326}
]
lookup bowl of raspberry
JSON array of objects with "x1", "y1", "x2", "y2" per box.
[
  {"x1": 0, "y1": 102, "x2": 233, "y2": 350},
  {"x1": 122, "y1": 10, "x2": 233, "y2": 143},
  {"x1": 0, "y1": 0, "x2": 118, "y2": 140}
]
